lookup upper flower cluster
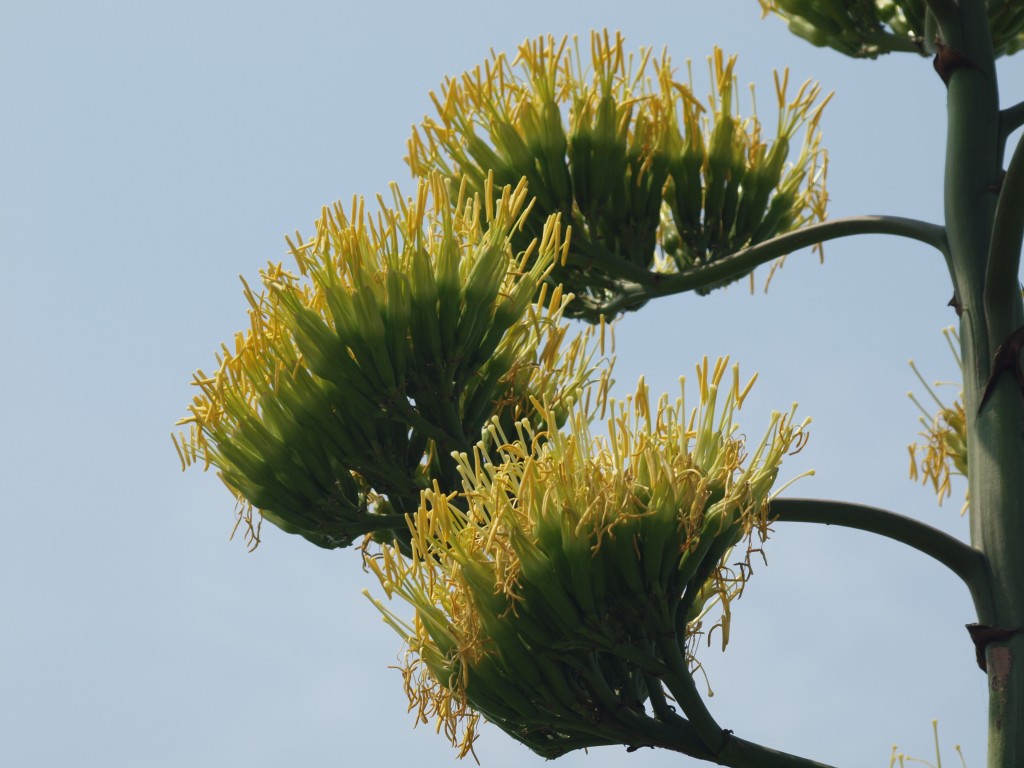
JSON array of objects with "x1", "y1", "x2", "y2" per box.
[
  {"x1": 409, "y1": 31, "x2": 830, "y2": 320},
  {"x1": 174, "y1": 174, "x2": 600, "y2": 549}
]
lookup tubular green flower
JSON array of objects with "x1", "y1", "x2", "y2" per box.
[
  {"x1": 758, "y1": 0, "x2": 1024, "y2": 59},
  {"x1": 408, "y1": 32, "x2": 830, "y2": 321},
  {"x1": 365, "y1": 358, "x2": 810, "y2": 758},
  {"x1": 173, "y1": 173, "x2": 601, "y2": 550}
]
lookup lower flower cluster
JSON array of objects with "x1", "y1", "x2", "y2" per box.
[{"x1": 366, "y1": 359, "x2": 809, "y2": 758}]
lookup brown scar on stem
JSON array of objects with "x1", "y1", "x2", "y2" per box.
[
  {"x1": 991, "y1": 647, "x2": 1013, "y2": 731},
  {"x1": 967, "y1": 623, "x2": 1023, "y2": 671},
  {"x1": 948, "y1": 294, "x2": 963, "y2": 316},
  {"x1": 933, "y1": 41, "x2": 980, "y2": 86}
]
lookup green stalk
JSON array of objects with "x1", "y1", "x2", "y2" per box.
[
  {"x1": 940, "y1": 2, "x2": 1024, "y2": 764},
  {"x1": 769, "y1": 498, "x2": 994, "y2": 621},
  {"x1": 591, "y1": 215, "x2": 950, "y2": 316},
  {"x1": 1000, "y1": 101, "x2": 1024, "y2": 148},
  {"x1": 652, "y1": 643, "x2": 838, "y2": 767}
]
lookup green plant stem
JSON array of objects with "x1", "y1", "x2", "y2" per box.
[
  {"x1": 593, "y1": 215, "x2": 948, "y2": 316},
  {"x1": 984, "y1": 134, "x2": 1024, "y2": 345},
  {"x1": 657, "y1": 635, "x2": 728, "y2": 753},
  {"x1": 574, "y1": 238, "x2": 658, "y2": 283},
  {"x1": 652, "y1": 652, "x2": 837, "y2": 768},
  {"x1": 768, "y1": 498, "x2": 995, "y2": 621},
  {"x1": 942, "y1": 2, "x2": 1024, "y2": 765},
  {"x1": 920, "y1": 0, "x2": 964, "y2": 47},
  {"x1": 876, "y1": 32, "x2": 932, "y2": 55},
  {"x1": 714, "y1": 735, "x2": 840, "y2": 768},
  {"x1": 999, "y1": 102, "x2": 1024, "y2": 150}
]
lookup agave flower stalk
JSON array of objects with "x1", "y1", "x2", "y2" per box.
[
  {"x1": 366, "y1": 358, "x2": 810, "y2": 759},
  {"x1": 173, "y1": 173, "x2": 599, "y2": 550},
  {"x1": 758, "y1": 0, "x2": 1024, "y2": 59},
  {"x1": 409, "y1": 31, "x2": 830, "y2": 321}
]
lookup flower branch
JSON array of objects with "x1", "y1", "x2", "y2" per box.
[
  {"x1": 769, "y1": 497, "x2": 994, "y2": 621},
  {"x1": 592, "y1": 215, "x2": 949, "y2": 317},
  {"x1": 1000, "y1": 101, "x2": 1024, "y2": 150}
]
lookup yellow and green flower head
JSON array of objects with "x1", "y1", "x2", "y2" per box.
[
  {"x1": 759, "y1": 0, "x2": 1024, "y2": 59},
  {"x1": 174, "y1": 173, "x2": 599, "y2": 550},
  {"x1": 409, "y1": 31, "x2": 830, "y2": 321},
  {"x1": 908, "y1": 328, "x2": 968, "y2": 512},
  {"x1": 657, "y1": 50, "x2": 829, "y2": 293},
  {"x1": 366, "y1": 359, "x2": 810, "y2": 759}
]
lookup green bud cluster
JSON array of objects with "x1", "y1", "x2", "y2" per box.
[
  {"x1": 408, "y1": 32, "x2": 830, "y2": 321},
  {"x1": 366, "y1": 359, "x2": 810, "y2": 758},
  {"x1": 174, "y1": 174, "x2": 598, "y2": 550},
  {"x1": 759, "y1": 0, "x2": 1024, "y2": 59}
]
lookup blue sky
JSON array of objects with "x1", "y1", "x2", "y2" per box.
[{"x1": 4, "y1": 2, "x2": 1020, "y2": 766}]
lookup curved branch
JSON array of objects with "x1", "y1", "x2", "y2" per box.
[
  {"x1": 716, "y1": 735, "x2": 840, "y2": 768},
  {"x1": 984, "y1": 132, "x2": 1024, "y2": 345},
  {"x1": 999, "y1": 101, "x2": 1024, "y2": 151},
  {"x1": 654, "y1": 654, "x2": 838, "y2": 768},
  {"x1": 769, "y1": 497, "x2": 995, "y2": 621},
  {"x1": 594, "y1": 215, "x2": 949, "y2": 316},
  {"x1": 571, "y1": 239, "x2": 658, "y2": 284}
]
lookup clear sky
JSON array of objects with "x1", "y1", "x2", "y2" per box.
[{"x1": 4, "y1": 1, "x2": 1021, "y2": 766}]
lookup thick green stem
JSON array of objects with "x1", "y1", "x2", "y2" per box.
[
  {"x1": 941, "y1": 2, "x2": 1024, "y2": 765},
  {"x1": 999, "y1": 102, "x2": 1024, "y2": 152},
  {"x1": 769, "y1": 498, "x2": 994, "y2": 621},
  {"x1": 593, "y1": 215, "x2": 948, "y2": 316},
  {"x1": 920, "y1": 0, "x2": 964, "y2": 47}
]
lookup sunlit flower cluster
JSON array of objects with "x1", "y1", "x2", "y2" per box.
[
  {"x1": 174, "y1": 174, "x2": 599, "y2": 549},
  {"x1": 366, "y1": 359, "x2": 809, "y2": 758},
  {"x1": 409, "y1": 31, "x2": 829, "y2": 320},
  {"x1": 657, "y1": 50, "x2": 829, "y2": 293}
]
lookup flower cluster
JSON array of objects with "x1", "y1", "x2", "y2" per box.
[
  {"x1": 174, "y1": 174, "x2": 599, "y2": 549},
  {"x1": 409, "y1": 31, "x2": 829, "y2": 320},
  {"x1": 908, "y1": 328, "x2": 968, "y2": 513},
  {"x1": 658, "y1": 50, "x2": 829, "y2": 294},
  {"x1": 759, "y1": 0, "x2": 1024, "y2": 59},
  {"x1": 366, "y1": 359, "x2": 809, "y2": 758}
]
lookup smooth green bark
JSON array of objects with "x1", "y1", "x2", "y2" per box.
[{"x1": 938, "y1": 2, "x2": 1024, "y2": 765}]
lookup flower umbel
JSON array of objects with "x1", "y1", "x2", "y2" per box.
[
  {"x1": 366, "y1": 358, "x2": 810, "y2": 758},
  {"x1": 173, "y1": 173, "x2": 599, "y2": 550},
  {"x1": 409, "y1": 31, "x2": 830, "y2": 321},
  {"x1": 908, "y1": 327, "x2": 968, "y2": 513},
  {"x1": 657, "y1": 49, "x2": 829, "y2": 292}
]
